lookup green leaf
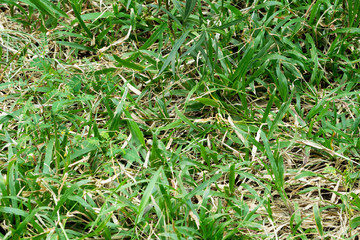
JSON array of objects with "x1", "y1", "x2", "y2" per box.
[
  {"x1": 275, "y1": 64, "x2": 288, "y2": 101},
  {"x1": 43, "y1": 138, "x2": 55, "y2": 174},
  {"x1": 113, "y1": 55, "x2": 145, "y2": 71},
  {"x1": 351, "y1": 216, "x2": 360, "y2": 229},
  {"x1": 313, "y1": 203, "x2": 323, "y2": 236},
  {"x1": 261, "y1": 90, "x2": 275, "y2": 123},
  {"x1": 295, "y1": 171, "x2": 325, "y2": 180},
  {"x1": 195, "y1": 97, "x2": 220, "y2": 108},
  {"x1": 27, "y1": 0, "x2": 67, "y2": 18},
  {"x1": 0, "y1": 206, "x2": 28, "y2": 217},
  {"x1": 80, "y1": 11, "x2": 113, "y2": 20},
  {"x1": 306, "y1": 84, "x2": 343, "y2": 121},
  {"x1": 260, "y1": 131, "x2": 283, "y2": 187},
  {"x1": 127, "y1": 119, "x2": 146, "y2": 148},
  {"x1": 79, "y1": 212, "x2": 112, "y2": 240},
  {"x1": 71, "y1": 1, "x2": 93, "y2": 39},
  {"x1": 184, "y1": 173, "x2": 222, "y2": 199},
  {"x1": 109, "y1": 87, "x2": 128, "y2": 136},
  {"x1": 140, "y1": 23, "x2": 167, "y2": 50},
  {"x1": 56, "y1": 41, "x2": 95, "y2": 52},
  {"x1": 268, "y1": 90, "x2": 293, "y2": 137},
  {"x1": 70, "y1": 142, "x2": 98, "y2": 160},
  {"x1": 229, "y1": 164, "x2": 235, "y2": 196},
  {"x1": 52, "y1": 180, "x2": 90, "y2": 217},
  {"x1": 175, "y1": 106, "x2": 202, "y2": 132},
  {"x1": 94, "y1": 68, "x2": 117, "y2": 75},
  {"x1": 136, "y1": 167, "x2": 162, "y2": 224},
  {"x1": 309, "y1": 0, "x2": 324, "y2": 24},
  {"x1": 159, "y1": 31, "x2": 189, "y2": 74},
  {"x1": 180, "y1": 32, "x2": 206, "y2": 58},
  {"x1": 216, "y1": 17, "x2": 247, "y2": 29},
  {"x1": 15, "y1": 207, "x2": 51, "y2": 235},
  {"x1": 253, "y1": 1, "x2": 283, "y2": 11},
  {"x1": 183, "y1": 0, "x2": 197, "y2": 22},
  {"x1": 231, "y1": 43, "x2": 255, "y2": 89}
]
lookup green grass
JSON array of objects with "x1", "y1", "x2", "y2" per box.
[{"x1": 0, "y1": 0, "x2": 359, "y2": 239}]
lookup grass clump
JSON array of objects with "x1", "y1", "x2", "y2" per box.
[{"x1": 0, "y1": 0, "x2": 359, "y2": 239}]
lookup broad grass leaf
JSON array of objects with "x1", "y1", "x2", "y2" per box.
[
  {"x1": 96, "y1": 27, "x2": 111, "y2": 43},
  {"x1": 71, "y1": 1, "x2": 93, "y2": 39},
  {"x1": 15, "y1": 207, "x2": 51, "y2": 235},
  {"x1": 150, "y1": 133, "x2": 165, "y2": 167},
  {"x1": 261, "y1": 90, "x2": 275, "y2": 123},
  {"x1": 184, "y1": 173, "x2": 222, "y2": 199},
  {"x1": 56, "y1": 41, "x2": 95, "y2": 52},
  {"x1": 195, "y1": 97, "x2": 220, "y2": 108},
  {"x1": 253, "y1": 1, "x2": 283, "y2": 11},
  {"x1": 70, "y1": 142, "x2": 98, "y2": 160},
  {"x1": 140, "y1": 23, "x2": 167, "y2": 50},
  {"x1": 171, "y1": 0, "x2": 184, "y2": 16},
  {"x1": 217, "y1": 17, "x2": 247, "y2": 29},
  {"x1": 0, "y1": 173, "x2": 8, "y2": 206},
  {"x1": 2, "y1": 0, "x2": 26, "y2": 15},
  {"x1": 0, "y1": 206, "x2": 27, "y2": 217},
  {"x1": 230, "y1": 44, "x2": 254, "y2": 87},
  {"x1": 136, "y1": 167, "x2": 162, "y2": 224},
  {"x1": 350, "y1": 193, "x2": 360, "y2": 210},
  {"x1": 26, "y1": 0, "x2": 67, "y2": 18},
  {"x1": 175, "y1": 106, "x2": 202, "y2": 132},
  {"x1": 127, "y1": 119, "x2": 146, "y2": 148},
  {"x1": 43, "y1": 138, "x2": 55, "y2": 174},
  {"x1": 180, "y1": 31, "x2": 206, "y2": 58},
  {"x1": 157, "y1": 5, "x2": 182, "y2": 26},
  {"x1": 159, "y1": 31, "x2": 189, "y2": 75},
  {"x1": 80, "y1": 11, "x2": 113, "y2": 20},
  {"x1": 223, "y1": 3, "x2": 242, "y2": 17},
  {"x1": 275, "y1": 64, "x2": 288, "y2": 101},
  {"x1": 229, "y1": 164, "x2": 235, "y2": 196},
  {"x1": 313, "y1": 203, "x2": 324, "y2": 236},
  {"x1": 309, "y1": 0, "x2": 324, "y2": 24},
  {"x1": 94, "y1": 68, "x2": 117, "y2": 75},
  {"x1": 260, "y1": 131, "x2": 284, "y2": 188},
  {"x1": 199, "y1": 144, "x2": 211, "y2": 168},
  {"x1": 79, "y1": 214, "x2": 112, "y2": 240},
  {"x1": 157, "y1": 119, "x2": 183, "y2": 131},
  {"x1": 52, "y1": 180, "x2": 90, "y2": 217},
  {"x1": 295, "y1": 171, "x2": 325, "y2": 180},
  {"x1": 306, "y1": 84, "x2": 343, "y2": 121},
  {"x1": 183, "y1": 0, "x2": 197, "y2": 22},
  {"x1": 113, "y1": 55, "x2": 145, "y2": 71},
  {"x1": 109, "y1": 87, "x2": 128, "y2": 136},
  {"x1": 68, "y1": 195, "x2": 97, "y2": 216},
  {"x1": 351, "y1": 216, "x2": 360, "y2": 229},
  {"x1": 268, "y1": 89, "x2": 293, "y2": 136}
]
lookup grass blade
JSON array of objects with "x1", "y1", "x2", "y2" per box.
[
  {"x1": 43, "y1": 137, "x2": 55, "y2": 174},
  {"x1": 159, "y1": 31, "x2": 189, "y2": 75},
  {"x1": 139, "y1": 23, "x2": 167, "y2": 50},
  {"x1": 313, "y1": 203, "x2": 324, "y2": 237},
  {"x1": 136, "y1": 167, "x2": 162, "y2": 224},
  {"x1": 275, "y1": 64, "x2": 288, "y2": 101},
  {"x1": 183, "y1": 0, "x2": 197, "y2": 22},
  {"x1": 109, "y1": 87, "x2": 128, "y2": 136},
  {"x1": 113, "y1": 55, "x2": 145, "y2": 71},
  {"x1": 70, "y1": 1, "x2": 93, "y2": 39},
  {"x1": 56, "y1": 41, "x2": 95, "y2": 52},
  {"x1": 229, "y1": 164, "x2": 235, "y2": 196},
  {"x1": 27, "y1": 0, "x2": 67, "y2": 18},
  {"x1": 175, "y1": 106, "x2": 202, "y2": 132}
]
